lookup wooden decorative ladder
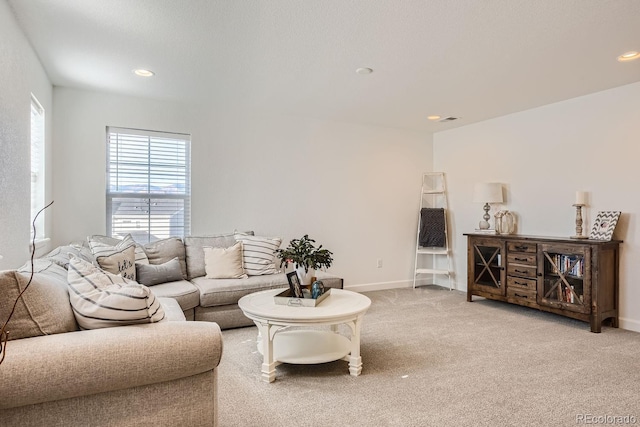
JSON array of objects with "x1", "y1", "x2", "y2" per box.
[{"x1": 413, "y1": 172, "x2": 453, "y2": 289}]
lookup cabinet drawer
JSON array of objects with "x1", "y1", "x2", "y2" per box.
[
  {"x1": 507, "y1": 264, "x2": 537, "y2": 278},
  {"x1": 507, "y1": 252, "x2": 536, "y2": 266},
  {"x1": 507, "y1": 242, "x2": 537, "y2": 253},
  {"x1": 507, "y1": 287, "x2": 537, "y2": 303},
  {"x1": 507, "y1": 276, "x2": 537, "y2": 291}
]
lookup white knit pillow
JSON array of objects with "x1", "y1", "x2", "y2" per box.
[
  {"x1": 203, "y1": 242, "x2": 248, "y2": 279},
  {"x1": 67, "y1": 257, "x2": 165, "y2": 330},
  {"x1": 234, "y1": 234, "x2": 282, "y2": 276}
]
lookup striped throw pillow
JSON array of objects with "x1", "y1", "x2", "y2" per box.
[
  {"x1": 88, "y1": 234, "x2": 148, "y2": 280},
  {"x1": 88, "y1": 234, "x2": 149, "y2": 265},
  {"x1": 234, "y1": 234, "x2": 282, "y2": 276},
  {"x1": 67, "y1": 256, "x2": 165, "y2": 330}
]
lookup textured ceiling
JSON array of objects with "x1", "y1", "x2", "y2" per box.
[{"x1": 8, "y1": 0, "x2": 640, "y2": 132}]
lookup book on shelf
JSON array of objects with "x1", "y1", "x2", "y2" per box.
[
  {"x1": 550, "y1": 254, "x2": 584, "y2": 277},
  {"x1": 473, "y1": 229, "x2": 497, "y2": 235}
]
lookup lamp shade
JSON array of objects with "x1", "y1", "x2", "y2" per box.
[{"x1": 473, "y1": 183, "x2": 503, "y2": 203}]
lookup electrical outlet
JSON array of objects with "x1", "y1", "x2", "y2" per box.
[{"x1": 376, "y1": 258, "x2": 383, "y2": 268}]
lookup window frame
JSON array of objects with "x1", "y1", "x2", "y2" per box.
[
  {"x1": 30, "y1": 94, "x2": 45, "y2": 239},
  {"x1": 106, "y1": 126, "x2": 191, "y2": 243}
]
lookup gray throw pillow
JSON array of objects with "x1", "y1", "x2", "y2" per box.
[
  {"x1": 135, "y1": 257, "x2": 184, "y2": 286},
  {"x1": 142, "y1": 237, "x2": 187, "y2": 279}
]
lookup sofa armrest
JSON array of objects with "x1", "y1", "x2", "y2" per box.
[{"x1": 0, "y1": 321, "x2": 222, "y2": 409}]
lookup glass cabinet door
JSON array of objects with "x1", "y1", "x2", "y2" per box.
[
  {"x1": 470, "y1": 239, "x2": 505, "y2": 296},
  {"x1": 538, "y1": 244, "x2": 590, "y2": 314}
]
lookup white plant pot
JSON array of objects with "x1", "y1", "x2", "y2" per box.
[{"x1": 296, "y1": 266, "x2": 316, "y2": 286}]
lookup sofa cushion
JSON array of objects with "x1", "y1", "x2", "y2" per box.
[
  {"x1": 67, "y1": 257, "x2": 165, "y2": 330},
  {"x1": 234, "y1": 234, "x2": 282, "y2": 276},
  {"x1": 94, "y1": 245, "x2": 137, "y2": 280},
  {"x1": 204, "y1": 242, "x2": 248, "y2": 279},
  {"x1": 0, "y1": 264, "x2": 78, "y2": 341},
  {"x1": 146, "y1": 280, "x2": 200, "y2": 311},
  {"x1": 135, "y1": 257, "x2": 184, "y2": 286},
  {"x1": 158, "y1": 297, "x2": 187, "y2": 321},
  {"x1": 192, "y1": 273, "x2": 289, "y2": 307},
  {"x1": 88, "y1": 234, "x2": 149, "y2": 264},
  {"x1": 184, "y1": 232, "x2": 253, "y2": 280},
  {"x1": 194, "y1": 304, "x2": 255, "y2": 329},
  {"x1": 142, "y1": 237, "x2": 187, "y2": 279}
]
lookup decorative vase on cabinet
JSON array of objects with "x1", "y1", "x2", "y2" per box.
[{"x1": 494, "y1": 210, "x2": 515, "y2": 235}]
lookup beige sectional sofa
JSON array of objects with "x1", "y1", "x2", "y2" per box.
[
  {"x1": 0, "y1": 258, "x2": 222, "y2": 427},
  {"x1": 145, "y1": 233, "x2": 343, "y2": 329},
  {"x1": 0, "y1": 230, "x2": 342, "y2": 425}
]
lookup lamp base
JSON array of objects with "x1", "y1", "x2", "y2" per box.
[{"x1": 478, "y1": 203, "x2": 492, "y2": 230}]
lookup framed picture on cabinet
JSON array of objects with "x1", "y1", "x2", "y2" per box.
[{"x1": 589, "y1": 211, "x2": 621, "y2": 241}]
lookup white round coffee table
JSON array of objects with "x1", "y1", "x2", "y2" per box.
[{"x1": 238, "y1": 288, "x2": 371, "y2": 383}]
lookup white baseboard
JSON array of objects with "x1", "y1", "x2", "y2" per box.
[
  {"x1": 618, "y1": 317, "x2": 640, "y2": 333},
  {"x1": 345, "y1": 279, "x2": 459, "y2": 293},
  {"x1": 348, "y1": 281, "x2": 638, "y2": 333},
  {"x1": 345, "y1": 280, "x2": 411, "y2": 292}
]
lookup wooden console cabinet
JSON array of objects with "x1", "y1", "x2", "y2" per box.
[{"x1": 465, "y1": 234, "x2": 621, "y2": 333}]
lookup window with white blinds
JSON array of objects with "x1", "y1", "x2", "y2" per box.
[
  {"x1": 106, "y1": 127, "x2": 191, "y2": 244},
  {"x1": 30, "y1": 95, "x2": 45, "y2": 238}
]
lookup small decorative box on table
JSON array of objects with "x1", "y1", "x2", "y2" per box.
[{"x1": 274, "y1": 288, "x2": 331, "y2": 307}]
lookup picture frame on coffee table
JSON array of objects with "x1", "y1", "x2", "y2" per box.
[{"x1": 287, "y1": 271, "x2": 304, "y2": 298}]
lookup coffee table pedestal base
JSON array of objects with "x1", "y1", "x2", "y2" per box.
[{"x1": 255, "y1": 322, "x2": 364, "y2": 383}]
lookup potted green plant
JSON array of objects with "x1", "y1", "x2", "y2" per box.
[{"x1": 275, "y1": 235, "x2": 333, "y2": 285}]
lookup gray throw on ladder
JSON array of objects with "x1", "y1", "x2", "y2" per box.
[{"x1": 419, "y1": 208, "x2": 446, "y2": 247}]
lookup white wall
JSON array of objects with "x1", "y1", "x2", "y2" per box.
[
  {"x1": 434, "y1": 81, "x2": 640, "y2": 332},
  {"x1": 0, "y1": 0, "x2": 53, "y2": 269},
  {"x1": 52, "y1": 87, "x2": 433, "y2": 288}
]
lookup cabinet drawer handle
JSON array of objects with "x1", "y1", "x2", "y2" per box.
[
  {"x1": 514, "y1": 293, "x2": 528, "y2": 299},
  {"x1": 514, "y1": 245, "x2": 528, "y2": 251},
  {"x1": 514, "y1": 269, "x2": 529, "y2": 274},
  {"x1": 514, "y1": 257, "x2": 528, "y2": 262},
  {"x1": 514, "y1": 281, "x2": 529, "y2": 287}
]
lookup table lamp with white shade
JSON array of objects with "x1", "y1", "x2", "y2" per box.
[{"x1": 473, "y1": 183, "x2": 504, "y2": 229}]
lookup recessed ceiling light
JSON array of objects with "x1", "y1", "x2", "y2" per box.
[
  {"x1": 617, "y1": 51, "x2": 640, "y2": 62},
  {"x1": 133, "y1": 69, "x2": 155, "y2": 77},
  {"x1": 355, "y1": 67, "x2": 373, "y2": 75},
  {"x1": 427, "y1": 115, "x2": 441, "y2": 121}
]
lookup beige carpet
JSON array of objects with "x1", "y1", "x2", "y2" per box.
[{"x1": 218, "y1": 286, "x2": 640, "y2": 426}]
